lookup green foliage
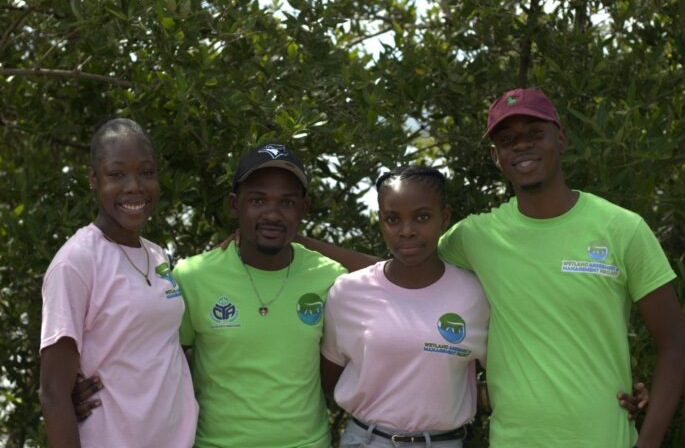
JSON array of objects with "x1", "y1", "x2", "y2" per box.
[{"x1": 1, "y1": 0, "x2": 684, "y2": 446}]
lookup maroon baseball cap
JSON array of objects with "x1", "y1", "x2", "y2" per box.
[{"x1": 484, "y1": 88, "x2": 560, "y2": 138}]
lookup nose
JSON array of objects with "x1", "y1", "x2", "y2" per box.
[
  {"x1": 399, "y1": 220, "x2": 415, "y2": 238},
  {"x1": 513, "y1": 134, "x2": 534, "y2": 151},
  {"x1": 124, "y1": 173, "x2": 144, "y2": 192}
]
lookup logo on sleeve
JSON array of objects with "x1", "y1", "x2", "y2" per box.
[
  {"x1": 423, "y1": 313, "x2": 471, "y2": 358},
  {"x1": 155, "y1": 263, "x2": 182, "y2": 299},
  {"x1": 296, "y1": 293, "x2": 324, "y2": 325},
  {"x1": 210, "y1": 296, "x2": 240, "y2": 327},
  {"x1": 561, "y1": 240, "x2": 620, "y2": 277}
]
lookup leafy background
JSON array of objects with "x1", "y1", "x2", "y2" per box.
[{"x1": 1, "y1": 1, "x2": 684, "y2": 446}]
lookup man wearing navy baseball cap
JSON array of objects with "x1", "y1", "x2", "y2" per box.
[
  {"x1": 172, "y1": 143, "x2": 346, "y2": 448},
  {"x1": 438, "y1": 88, "x2": 685, "y2": 448}
]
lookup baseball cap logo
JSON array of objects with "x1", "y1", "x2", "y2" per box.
[
  {"x1": 258, "y1": 144, "x2": 288, "y2": 159},
  {"x1": 506, "y1": 95, "x2": 517, "y2": 105}
]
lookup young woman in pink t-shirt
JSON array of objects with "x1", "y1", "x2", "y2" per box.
[
  {"x1": 39, "y1": 119, "x2": 197, "y2": 448},
  {"x1": 320, "y1": 166, "x2": 489, "y2": 448}
]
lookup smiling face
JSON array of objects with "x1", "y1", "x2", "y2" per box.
[
  {"x1": 230, "y1": 167, "x2": 308, "y2": 258},
  {"x1": 378, "y1": 179, "x2": 450, "y2": 268},
  {"x1": 89, "y1": 134, "x2": 160, "y2": 246},
  {"x1": 490, "y1": 115, "x2": 566, "y2": 194}
]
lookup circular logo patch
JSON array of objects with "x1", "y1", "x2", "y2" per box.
[
  {"x1": 437, "y1": 313, "x2": 466, "y2": 344},
  {"x1": 296, "y1": 293, "x2": 324, "y2": 325}
]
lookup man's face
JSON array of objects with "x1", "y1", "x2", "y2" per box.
[
  {"x1": 230, "y1": 167, "x2": 308, "y2": 256},
  {"x1": 489, "y1": 115, "x2": 566, "y2": 193}
]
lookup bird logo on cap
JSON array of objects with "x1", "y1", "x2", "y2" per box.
[{"x1": 258, "y1": 144, "x2": 288, "y2": 159}]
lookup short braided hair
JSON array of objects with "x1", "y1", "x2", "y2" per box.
[{"x1": 375, "y1": 165, "x2": 447, "y2": 206}]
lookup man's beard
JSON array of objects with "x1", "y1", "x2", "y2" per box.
[
  {"x1": 256, "y1": 243, "x2": 287, "y2": 255},
  {"x1": 520, "y1": 181, "x2": 542, "y2": 192}
]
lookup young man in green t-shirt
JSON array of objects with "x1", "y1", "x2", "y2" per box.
[
  {"x1": 173, "y1": 144, "x2": 347, "y2": 448},
  {"x1": 436, "y1": 88, "x2": 685, "y2": 448}
]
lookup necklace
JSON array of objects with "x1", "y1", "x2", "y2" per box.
[
  {"x1": 239, "y1": 247, "x2": 292, "y2": 316},
  {"x1": 102, "y1": 232, "x2": 151, "y2": 286}
]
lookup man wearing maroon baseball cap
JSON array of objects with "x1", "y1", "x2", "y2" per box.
[{"x1": 437, "y1": 87, "x2": 685, "y2": 448}]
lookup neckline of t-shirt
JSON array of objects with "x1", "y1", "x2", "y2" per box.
[
  {"x1": 374, "y1": 260, "x2": 450, "y2": 296},
  {"x1": 229, "y1": 241, "x2": 298, "y2": 277},
  {"x1": 511, "y1": 190, "x2": 587, "y2": 228},
  {"x1": 88, "y1": 222, "x2": 148, "y2": 252}
]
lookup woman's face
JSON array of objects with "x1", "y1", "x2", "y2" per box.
[
  {"x1": 89, "y1": 134, "x2": 160, "y2": 245},
  {"x1": 378, "y1": 179, "x2": 449, "y2": 268}
]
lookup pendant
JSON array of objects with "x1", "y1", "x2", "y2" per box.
[{"x1": 259, "y1": 306, "x2": 268, "y2": 316}]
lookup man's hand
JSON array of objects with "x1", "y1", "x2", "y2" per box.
[
  {"x1": 72, "y1": 373, "x2": 103, "y2": 422},
  {"x1": 617, "y1": 381, "x2": 649, "y2": 421},
  {"x1": 216, "y1": 231, "x2": 239, "y2": 250}
]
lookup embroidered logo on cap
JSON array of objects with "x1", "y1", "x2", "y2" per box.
[
  {"x1": 258, "y1": 144, "x2": 288, "y2": 159},
  {"x1": 506, "y1": 95, "x2": 517, "y2": 105}
]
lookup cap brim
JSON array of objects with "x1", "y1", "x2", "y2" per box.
[
  {"x1": 484, "y1": 107, "x2": 560, "y2": 139},
  {"x1": 235, "y1": 160, "x2": 308, "y2": 189}
]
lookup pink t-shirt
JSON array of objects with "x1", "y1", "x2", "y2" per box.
[
  {"x1": 321, "y1": 261, "x2": 489, "y2": 431},
  {"x1": 40, "y1": 224, "x2": 198, "y2": 448}
]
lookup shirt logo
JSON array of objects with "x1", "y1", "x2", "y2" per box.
[
  {"x1": 423, "y1": 313, "x2": 471, "y2": 357},
  {"x1": 437, "y1": 313, "x2": 466, "y2": 343},
  {"x1": 561, "y1": 240, "x2": 620, "y2": 278},
  {"x1": 210, "y1": 296, "x2": 240, "y2": 323},
  {"x1": 258, "y1": 144, "x2": 288, "y2": 159},
  {"x1": 155, "y1": 263, "x2": 182, "y2": 299},
  {"x1": 587, "y1": 242, "x2": 608, "y2": 261},
  {"x1": 296, "y1": 293, "x2": 324, "y2": 325}
]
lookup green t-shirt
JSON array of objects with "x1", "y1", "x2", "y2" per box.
[
  {"x1": 175, "y1": 242, "x2": 346, "y2": 448},
  {"x1": 438, "y1": 192, "x2": 675, "y2": 448}
]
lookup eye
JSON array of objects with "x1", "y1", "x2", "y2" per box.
[
  {"x1": 529, "y1": 128, "x2": 543, "y2": 137},
  {"x1": 384, "y1": 215, "x2": 398, "y2": 224},
  {"x1": 282, "y1": 199, "x2": 295, "y2": 207},
  {"x1": 107, "y1": 171, "x2": 124, "y2": 178},
  {"x1": 249, "y1": 198, "x2": 264, "y2": 205},
  {"x1": 417, "y1": 213, "x2": 430, "y2": 222},
  {"x1": 497, "y1": 134, "x2": 514, "y2": 146},
  {"x1": 141, "y1": 168, "x2": 157, "y2": 177}
]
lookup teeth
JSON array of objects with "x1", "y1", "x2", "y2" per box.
[
  {"x1": 121, "y1": 202, "x2": 146, "y2": 211},
  {"x1": 517, "y1": 160, "x2": 535, "y2": 167}
]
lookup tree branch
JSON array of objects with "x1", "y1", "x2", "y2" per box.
[
  {"x1": 518, "y1": 0, "x2": 541, "y2": 88},
  {"x1": 342, "y1": 25, "x2": 394, "y2": 49},
  {"x1": 0, "y1": 68, "x2": 133, "y2": 87}
]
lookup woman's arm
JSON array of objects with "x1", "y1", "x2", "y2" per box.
[
  {"x1": 40, "y1": 337, "x2": 82, "y2": 448},
  {"x1": 320, "y1": 355, "x2": 344, "y2": 399}
]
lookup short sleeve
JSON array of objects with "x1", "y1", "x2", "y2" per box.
[
  {"x1": 438, "y1": 220, "x2": 472, "y2": 270},
  {"x1": 320, "y1": 283, "x2": 346, "y2": 367},
  {"x1": 174, "y1": 266, "x2": 195, "y2": 347},
  {"x1": 40, "y1": 262, "x2": 91, "y2": 354},
  {"x1": 624, "y1": 218, "x2": 676, "y2": 302}
]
